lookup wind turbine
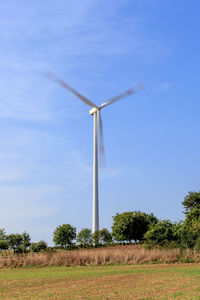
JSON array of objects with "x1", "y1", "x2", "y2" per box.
[{"x1": 45, "y1": 71, "x2": 143, "y2": 233}]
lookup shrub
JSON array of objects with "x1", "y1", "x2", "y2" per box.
[
  {"x1": 92, "y1": 230, "x2": 101, "y2": 246},
  {"x1": 8, "y1": 234, "x2": 23, "y2": 253},
  {"x1": 182, "y1": 191, "x2": 200, "y2": 214},
  {"x1": 99, "y1": 228, "x2": 112, "y2": 245},
  {"x1": 180, "y1": 208, "x2": 200, "y2": 248},
  {"x1": 0, "y1": 228, "x2": 9, "y2": 251},
  {"x1": 30, "y1": 240, "x2": 48, "y2": 252},
  {"x1": 194, "y1": 237, "x2": 200, "y2": 252},
  {"x1": 112, "y1": 211, "x2": 158, "y2": 243},
  {"x1": 0, "y1": 240, "x2": 9, "y2": 251},
  {"x1": 77, "y1": 228, "x2": 92, "y2": 246},
  {"x1": 144, "y1": 220, "x2": 181, "y2": 248}
]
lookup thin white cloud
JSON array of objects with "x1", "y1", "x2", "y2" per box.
[
  {"x1": 0, "y1": 0, "x2": 170, "y2": 121},
  {"x1": 154, "y1": 82, "x2": 171, "y2": 93},
  {"x1": 0, "y1": 169, "x2": 25, "y2": 182}
]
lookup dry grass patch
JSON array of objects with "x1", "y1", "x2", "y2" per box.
[{"x1": 1, "y1": 245, "x2": 198, "y2": 268}]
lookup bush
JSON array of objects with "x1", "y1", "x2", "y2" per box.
[
  {"x1": 180, "y1": 208, "x2": 200, "y2": 248},
  {"x1": 0, "y1": 240, "x2": 9, "y2": 251},
  {"x1": 194, "y1": 237, "x2": 200, "y2": 252},
  {"x1": 144, "y1": 220, "x2": 181, "y2": 248},
  {"x1": 92, "y1": 229, "x2": 112, "y2": 246},
  {"x1": 99, "y1": 228, "x2": 112, "y2": 245},
  {"x1": 0, "y1": 228, "x2": 9, "y2": 251},
  {"x1": 112, "y1": 211, "x2": 158, "y2": 243},
  {"x1": 77, "y1": 228, "x2": 92, "y2": 246},
  {"x1": 21, "y1": 232, "x2": 31, "y2": 253},
  {"x1": 92, "y1": 230, "x2": 101, "y2": 246},
  {"x1": 8, "y1": 234, "x2": 23, "y2": 253},
  {"x1": 7, "y1": 232, "x2": 31, "y2": 253},
  {"x1": 182, "y1": 191, "x2": 200, "y2": 214},
  {"x1": 30, "y1": 240, "x2": 48, "y2": 252}
]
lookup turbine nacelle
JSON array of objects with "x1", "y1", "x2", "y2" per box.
[{"x1": 89, "y1": 107, "x2": 99, "y2": 115}]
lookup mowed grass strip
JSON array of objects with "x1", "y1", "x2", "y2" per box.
[{"x1": 1, "y1": 264, "x2": 200, "y2": 299}]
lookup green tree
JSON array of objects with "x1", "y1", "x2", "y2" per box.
[
  {"x1": 7, "y1": 232, "x2": 31, "y2": 253},
  {"x1": 0, "y1": 240, "x2": 9, "y2": 251},
  {"x1": 171, "y1": 221, "x2": 183, "y2": 246},
  {"x1": 144, "y1": 220, "x2": 181, "y2": 248},
  {"x1": 112, "y1": 211, "x2": 158, "y2": 243},
  {"x1": 181, "y1": 208, "x2": 200, "y2": 248},
  {"x1": 77, "y1": 228, "x2": 92, "y2": 245},
  {"x1": 21, "y1": 232, "x2": 31, "y2": 253},
  {"x1": 0, "y1": 228, "x2": 8, "y2": 251},
  {"x1": 92, "y1": 228, "x2": 113, "y2": 246},
  {"x1": 0, "y1": 228, "x2": 6, "y2": 239},
  {"x1": 30, "y1": 240, "x2": 48, "y2": 252},
  {"x1": 8, "y1": 234, "x2": 23, "y2": 253},
  {"x1": 99, "y1": 228, "x2": 112, "y2": 245},
  {"x1": 182, "y1": 191, "x2": 200, "y2": 214},
  {"x1": 92, "y1": 230, "x2": 101, "y2": 246},
  {"x1": 53, "y1": 224, "x2": 76, "y2": 248},
  {"x1": 180, "y1": 191, "x2": 200, "y2": 248}
]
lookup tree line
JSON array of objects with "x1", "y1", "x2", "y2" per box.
[{"x1": 1, "y1": 190, "x2": 200, "y2": 253}]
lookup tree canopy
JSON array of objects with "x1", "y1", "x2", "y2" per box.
[
  {"x1": 92, "y1": 228, "x2": 112, "y2": 245},
  {"x1": 99, "y1": 228, "x2": 112, "y2": 244},
  {"x1": 53, "y1": 224, "x2": 76, "y2": 248},
  {"x1": 30, "y1": 240, "x2": 48, "y2": 252},
  {"x1": 182, "y1": 191, "x2": 200, "y2": 214},
  {"x1": 7, "y1": 234, "x2": 23, "y2": 253},
  {"x1": 112, "y1": 211, "x2": 158, "y2": 242},
  {"x1": 76, "y1": 228, "x2": 92, "y2": 245},
  {"x1": 144, "y1": 220, "x2": 182, "y2": 247},
  {"x1": 180, "y1": 207, "x2": 200, "y2": 248}
]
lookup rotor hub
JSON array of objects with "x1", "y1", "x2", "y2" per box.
[{"x1": 89, "y1": 107, "x2": 99, "y2": 115}]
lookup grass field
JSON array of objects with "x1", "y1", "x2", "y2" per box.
[{"x1": 1, "y1": 264, "x2": 200, "y2": 299}]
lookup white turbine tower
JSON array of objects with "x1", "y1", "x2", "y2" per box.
[{"x1": 45, "y1": 71, "x2": 143, "y2": 233}]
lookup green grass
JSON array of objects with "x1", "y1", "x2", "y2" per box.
[{"x1": 1, "y1": 264, "x2": 200, "y2": 299}]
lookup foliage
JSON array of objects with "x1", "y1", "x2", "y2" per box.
[
  {"x1": 7, "y1": 232, "x2": 31, "y2": 253},
  {"x1": 144, "y1": 220, "x2": 182, "y2": 248},
  {"x1": 182, "y1": 191, "x2": 200, "y2": 214},
  {"x1": 92, "y1": 228, "x2": 112, "y2": 246},
  {"x1": 7, "y1": 234, "x2": 23, "y2": 253},
  {"x1": 3, "y1": 189, "x2": 200, "y2": 252},
  {"x1": 53, "y1": 224, "x2": 76, "y2": 248},
  {"x1": 77, "y1": 228, "x2": 92, "y2": 245},
  {"x1": 0, "y1": 228, "x2": 8, "y2": 251},
  {"x1": 21, "y1": 232, "x2": 31, "y2": 253},
  {"x1": 112, "y1": 211, "x2": 158, "y2": 242},
  {"x1": 0, "y1": 230, "x2": 31, "y2": 253},
  {"x1": 180, "y1": 208, "x2": 200, "y2": 248},
  {"x1": 0, "y1": 228, "x2": 6, "y2": 238},
  {"x1": 92, "y1": 230, "x2": 101, "y2": 245},
  {"x1": 171, "y1": 221, "x2": 183, "y2": 246},
  {"x1": 30, "y1": 240, "x2": 48, "y2": 252},
  {"x1": 0, "y1": 240, "x2": 9, "y2": 251},
  {"x1": 99, "y1": 228, "x2": 112, "y2": 244},
  {"x1": 180, "y1": 191, "x2": 200, "y2": 248},
  {"x1": 194, "y1": 237, "x2": 200, "y2": 251}
]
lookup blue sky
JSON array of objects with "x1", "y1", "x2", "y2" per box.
[{"x1": 0, "y1": 0, "x2": 200, "y2": 244}]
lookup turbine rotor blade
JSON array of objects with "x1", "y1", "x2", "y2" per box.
[
  {"x1": 45, "y1": 71, "x2": 98, "y2": 108},
  {"x1": 97, "y1": 111, "x2": 106, "y2": 169},
  {"x1": 99, "y1": 83, "x2": 144, "y2": 109}
]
